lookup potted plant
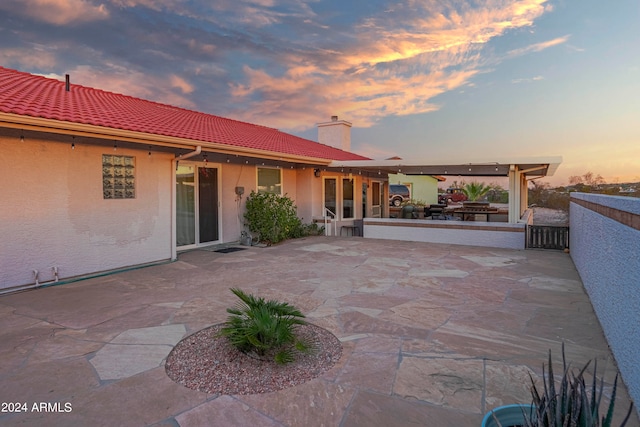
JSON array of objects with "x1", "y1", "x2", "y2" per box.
[
  {"x1": 482, "y1": 344, "x2": 634, "y2": 427},
  {"x1": 482, "y1": 404, "x2": 535, "y2": 427}
]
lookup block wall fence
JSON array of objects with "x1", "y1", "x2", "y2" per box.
[{"x1": 570, "y1": 192, "x2": 640, "y2": 413}]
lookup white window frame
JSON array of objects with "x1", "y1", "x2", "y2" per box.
[{"x1": 342, "y1": 177, "x2": 355, "y2": 220}]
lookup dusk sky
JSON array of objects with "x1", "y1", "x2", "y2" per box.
[{"x1": 1, "y1": 0, "x2": 638, "y2": 186}]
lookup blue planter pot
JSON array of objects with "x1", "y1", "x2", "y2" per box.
[{"x1": 481, "y1": 404, "x2": 535, "y2": 427}]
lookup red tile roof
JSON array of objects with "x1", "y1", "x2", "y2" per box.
[{"x1": 0, "y1": 67, "x2": 369, "y2": 161}]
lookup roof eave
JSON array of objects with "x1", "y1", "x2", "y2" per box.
[
  {"x1": 0, "y1": 113, "x2": 335, "y2": 165},
  {"x1": 328, "y1": 156, "x2": 563, "y2": 178}
]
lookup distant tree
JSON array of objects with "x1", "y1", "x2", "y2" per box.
[
  {"x1": 528, "y1": 181, "x2": 569, "y2": 212},
  {"x1": 486, "y1": 182, "x2": 508, "y2": 203},
  {"x1": 569, "y1": 171, "x2": 606, "y2": 187},
  {"x1": 528, "y1": 181, "x2": 549, "y2": 206}
]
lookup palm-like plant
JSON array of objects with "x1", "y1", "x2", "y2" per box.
[
  {"x1": 462, "y1": 181, "x2": 493, "y2": 202},
  {"x1": 219, "y1": 288, "x2": 314, "y2": 364}
]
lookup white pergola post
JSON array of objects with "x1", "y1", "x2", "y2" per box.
[{"x1": 508, "y1": 165, "x2": 519, "y2": 223}]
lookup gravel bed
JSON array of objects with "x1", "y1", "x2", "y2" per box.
[{"x1": 165, "y1": 323, "x2": 342, "y2": 395}]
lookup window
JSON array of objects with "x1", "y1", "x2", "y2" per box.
[
  {"x1": 324, "y1": 178, "x2": 337, "y2": 217},
  {"x1": 371, "y1": 182, "x2": 381, "y2": 207},
  {"x1": 103, "y1": 155, "x2": 135, "y2": 199},
  {"x1": 257, "y1": 167, "x2": 281, "y2": 194},
  {"x1": 342, "y1": 178, "x2": 354, "y2": 219}
]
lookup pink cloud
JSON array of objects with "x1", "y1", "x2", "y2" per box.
[
  {"x1": 229, "y1": 0, "x2": 553, "y2": 131},
  {"x1": 0, "y1": 0, "x2": 109, "y2": 25}
]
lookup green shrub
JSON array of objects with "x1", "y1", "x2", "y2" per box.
[
  {"x1": 244, "y1": 191, "x2": 302, "y2": 244},
  {"x1": 291, "y1": 222, "x2": 325, "y2": 238},
  {"x1": 219, "y1": 288, "x2": 314, "y2": 364}
]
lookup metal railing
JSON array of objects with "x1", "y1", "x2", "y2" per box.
[
  {"x1": 323, "y1": 208, "x2": 336, "y2": 236},
  {"x1": 526, "y1": 225, "x2": 570, "y2": 250}
]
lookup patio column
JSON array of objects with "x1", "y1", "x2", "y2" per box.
[{"x1": 508, "y1": 165, "x2": 520, "y2": 223}]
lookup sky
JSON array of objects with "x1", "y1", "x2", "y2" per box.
[{"x1": 1, "y1": 0, "x2": 639, "y2": 186}]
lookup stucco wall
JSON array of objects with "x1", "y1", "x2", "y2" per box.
[
  {"x1": 219, "y1": 162, "x2": 257, "y2": 243},
  {"x1": 363, "y1": 218, "x2": 525, "y2": 249},
  {"x1": 389, "y1": 173, "x2": 439, "y2": 205},
  {"x1": 220, "y1": 164, "x2": 305, "y2": 242},
  {"x1": 570, "y1": 192, "x2": 640, "y2": 410},
  {"x1": 0, "y1": 132, "x2": 173, "y2": 290}
]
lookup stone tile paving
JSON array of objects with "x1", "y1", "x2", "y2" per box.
[{"x1": 0, "y1": 236, "x2": 636, "y2": 426}]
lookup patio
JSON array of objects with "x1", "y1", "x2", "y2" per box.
[{"x1": 0, "y1": 236, "x2": 636, "y2": 426}]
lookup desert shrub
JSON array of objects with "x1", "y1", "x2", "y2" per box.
[
  {"x1": 291, "y1": 222, "x2": 325, "y2": 238},
  {"x1": 528, "y1": 183, "x2": 570, "y2": 212},
  {"x1": 219, "y1": 288, "x2": 314, "y2": 364},
  {"x1": 244, "y1": 191, "x2": 302, "y2": 244}
]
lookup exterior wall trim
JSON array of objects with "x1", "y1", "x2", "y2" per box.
[
  {"x1": 571, "y1": 197, "x2": 640, "y2": 231},
  {"x1": 0, "y1": 112, "x2": 334, "y2": 164}
]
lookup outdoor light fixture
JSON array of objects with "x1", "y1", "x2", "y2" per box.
[
  {"x1": 113, "y1": 141, "x2": 117, "y2": 151},
  {"x1": 20, "y1": 132, "x2": 24, "y2": 142},
  {"x1": 314, "y1": 168, "x2": 321, "y2": 178}
]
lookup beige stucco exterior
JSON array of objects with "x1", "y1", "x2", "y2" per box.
[
  {"x1": 0, "y1": 128, "x2": 336, "y2": 291},
  {"x1": 0, "y1": 131, "x2": 174, "y2": 289}
]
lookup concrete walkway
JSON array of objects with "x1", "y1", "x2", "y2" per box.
[{"x1": 0, "y1": 237, "x2": 636, "y2": 426}]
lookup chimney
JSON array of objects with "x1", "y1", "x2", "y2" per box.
[
  {"x1": 65, "y1": 74, "x2": 70, "y2": 92},
  {"x1": 317, "y1": 116, "x2": 352, "y2": 152}
]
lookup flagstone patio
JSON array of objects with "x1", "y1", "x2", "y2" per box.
[{"x1": 0, "y1": 236, "x2": 636, "y2": 426}]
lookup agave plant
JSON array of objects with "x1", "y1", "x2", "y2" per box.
[
  {"x1": 219, "y1": 288, "x2": 314, "y2": 364},
  {"x1": 524, "y1": 344, "x2": 634, "y2": 427}
]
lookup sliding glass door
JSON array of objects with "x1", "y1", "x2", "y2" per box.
[{"x1": 176, "y1": 163, "x2": 220, "y2": 248}]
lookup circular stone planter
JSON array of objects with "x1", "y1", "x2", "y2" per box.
[
  {"x1": 165, "y1": 323, "x2": 342, "y2": 395},
  {"x1": 481, "y1": 404, "x2": 535, "y2": 427}
]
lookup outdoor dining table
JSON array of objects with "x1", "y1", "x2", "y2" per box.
[{"x1": 453, "y1": 208, "x2": 500, "y2": 221}]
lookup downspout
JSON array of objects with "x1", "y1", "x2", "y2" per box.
[
  {"x1": 176, "y1": 145, "x2": 202, "y2": 164},
  {"x1": 171, "y1": 146, "x2": 202, "y2": 261}
]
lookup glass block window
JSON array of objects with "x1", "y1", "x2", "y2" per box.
[{"x1": 103, "y1": 155, "x2": 135, "y2": 199}]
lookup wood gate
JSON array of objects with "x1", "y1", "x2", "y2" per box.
[{"x1": 526, "y1": 225, "x2": 570, "y2": 250}]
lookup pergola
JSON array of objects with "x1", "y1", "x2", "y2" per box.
[{"x1": 327, "y1": 156, "x2": 562, "y2": 224}]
